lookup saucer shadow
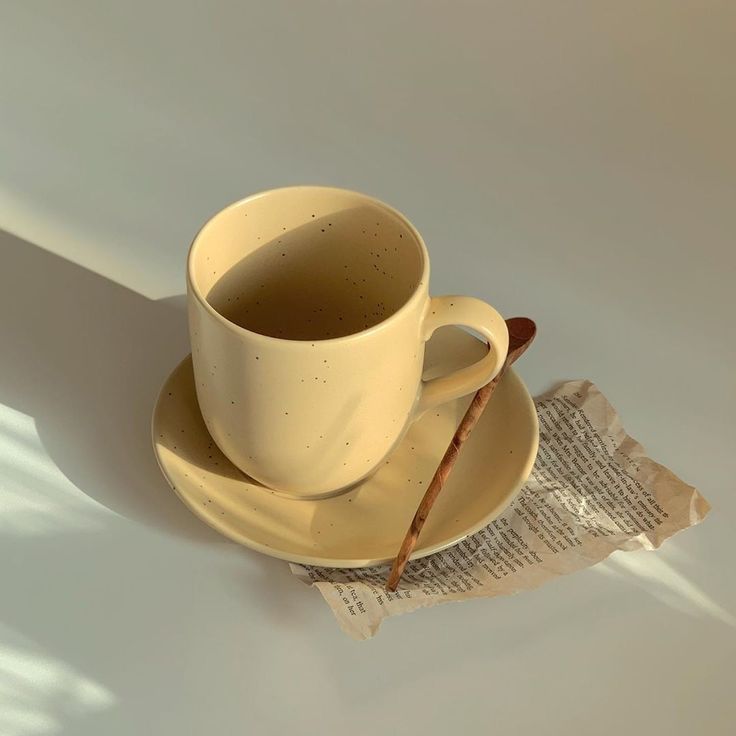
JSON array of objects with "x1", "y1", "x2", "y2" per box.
[{"x1": 0, "y1": 228, "x2": 218, "y2": 541}]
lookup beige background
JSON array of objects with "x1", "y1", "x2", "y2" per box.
[{"x1": 1, "y1": 2, "x2": 734, "y2": 734}]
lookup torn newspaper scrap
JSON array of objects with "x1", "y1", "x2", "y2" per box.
[{"x1": 291, "y1": 380, "x2": 710, "y2": 639}]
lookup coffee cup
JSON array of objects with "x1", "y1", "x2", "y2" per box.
[{"x1": 187, "y1": 186, "x2": 508, "y2": 498}]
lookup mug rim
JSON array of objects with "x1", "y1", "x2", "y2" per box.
[{"x1": 187, "y1": 185, "x2": 431, "y2": 344}]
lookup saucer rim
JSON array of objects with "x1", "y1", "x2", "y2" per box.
[{"x1": 152, "y1": 355, "x2": 539, "y2": 568}]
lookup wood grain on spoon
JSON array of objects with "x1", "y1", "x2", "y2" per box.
[{"x1": 386, "y1": 317, "x2": 537, "y2": 591}]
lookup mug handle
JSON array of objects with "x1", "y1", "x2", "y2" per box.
[{"x1": 415, "y1": 296, "x2": 509, "y2": 415}]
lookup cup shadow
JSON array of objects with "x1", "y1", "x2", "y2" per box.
[
  {"x1": 206, "y1": 206, "x2": 420, "y2": 341},
  {"x1": 0, "y1": 228, "x2": 218, "y2": 542}
]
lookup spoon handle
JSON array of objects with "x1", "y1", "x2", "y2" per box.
[{"x1": 386, "y1": 317, "x2": 537, "y2": 591}]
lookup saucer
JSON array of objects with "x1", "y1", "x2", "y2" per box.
[{"x1": 152, "y1": 328, "x2": 539, "y2": 567}]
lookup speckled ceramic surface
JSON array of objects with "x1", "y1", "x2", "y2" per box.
[
  {"x1": 187, "y1": 186, "x2": 509, "y2": 497},
  {"x1": 152, "y1": 328, "x2": 538, "y2": 567}
]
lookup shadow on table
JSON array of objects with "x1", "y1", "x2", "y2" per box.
[
  {"x1": 0, "y1": 228, "x2": 323, "y2": 734},
  {"x1": 0, "y1": 228, "x2": 218, "y2": 542}
]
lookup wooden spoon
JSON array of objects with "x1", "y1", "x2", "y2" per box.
[{"x1": 386, "y1": 317, "x2": 537, "y2": 591}]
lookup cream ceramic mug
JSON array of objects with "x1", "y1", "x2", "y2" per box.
[{"x1": 187, "y1": 186, "x2": 508, "y2": 498}]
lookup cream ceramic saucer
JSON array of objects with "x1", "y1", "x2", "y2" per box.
[{"x1": 152, "y1": 328, "x2": 539, "y2": 567}]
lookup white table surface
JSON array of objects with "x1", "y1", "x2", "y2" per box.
[{"x1": 1, "y1": 3, "x2": 734, "y2": 734}]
